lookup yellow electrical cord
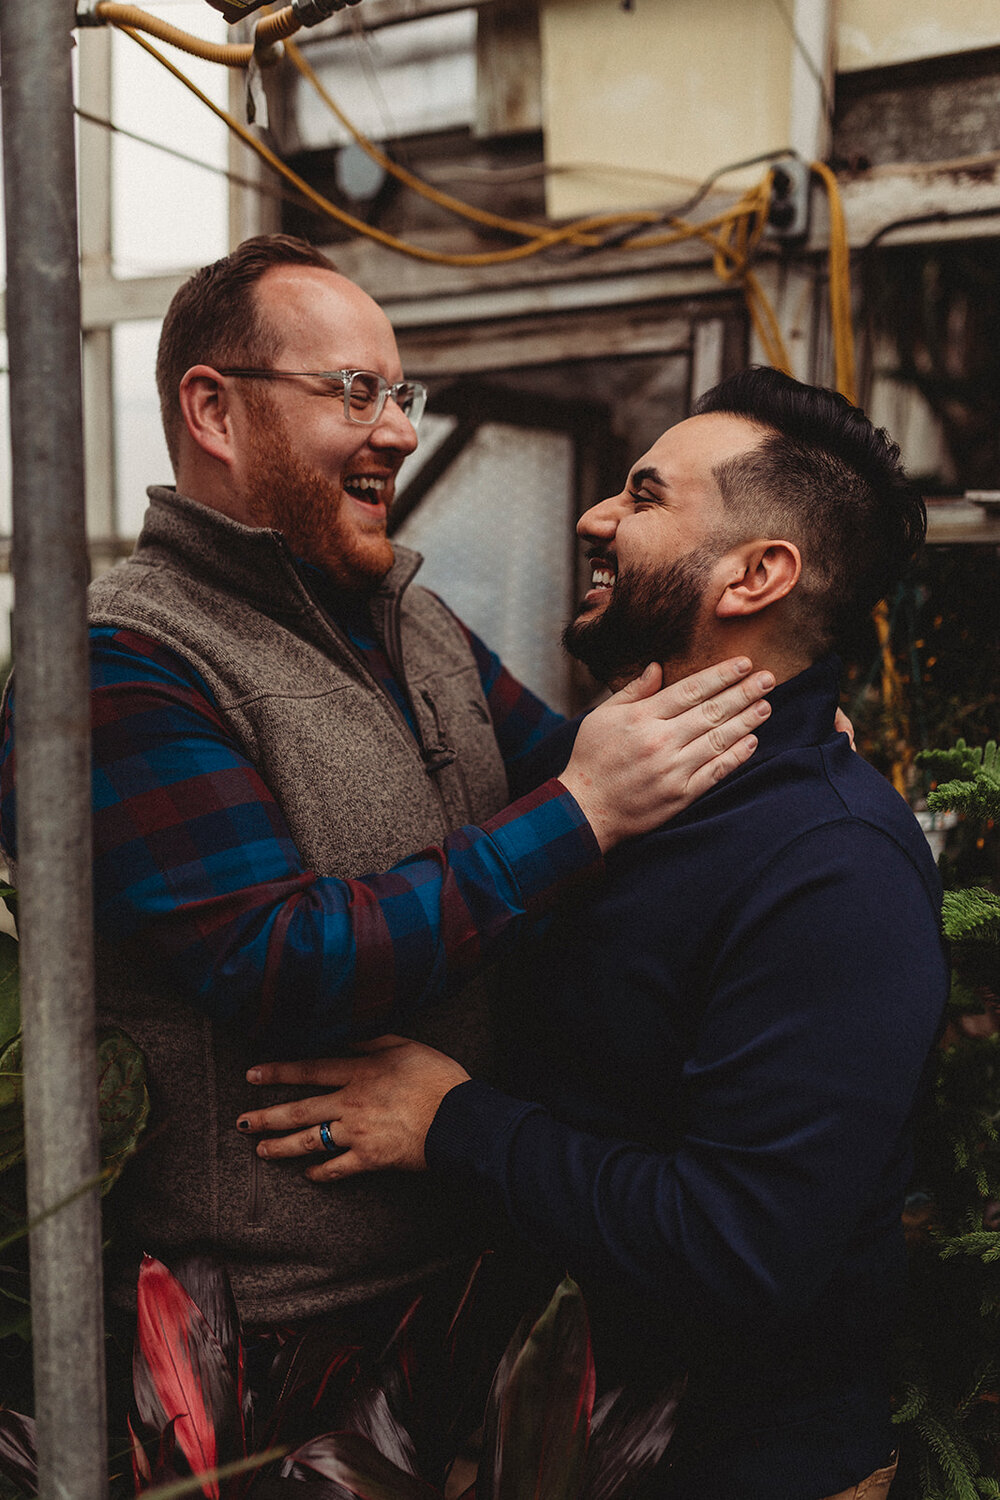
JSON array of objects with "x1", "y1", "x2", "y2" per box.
[
  {"x1": 810, "y1": 159, "x2": 856, "y2": 404},
  {"x1": 92, "y1": 0, "x2": 853, "y2": 403},
  {"x1": 284, "y1": 37, "x2": 576, "y2": 243},
  {"x1": 807, "y1": 170, "x2": 905, "y2": 791},
  {"x1": 116, "y1": 21, "x2": 783, "y2": 288},
  {"x1": 94, "y1": 0, "x2": 299, "y2": 61}
]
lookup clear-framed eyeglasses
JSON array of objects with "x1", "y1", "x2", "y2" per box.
[{"x1": 216, "y1": 367, "x2": 428, "y2": 429}]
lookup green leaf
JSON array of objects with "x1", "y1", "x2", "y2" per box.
[
  {"x1": 0, "y1": 1038, "x2": 23, "y2": 1176},
  {"x1": 0, "y1": 1274, "x2": 31, "y2": 1341},
  {"x1": 96, "y1": 1029, "x2": 150, "y2": 1188},
  {"x1": 0, "y1": 934, "x2": 18, "y2": 1052}
]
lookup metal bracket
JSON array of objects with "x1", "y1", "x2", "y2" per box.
[{"x1": 289, "y1": 0, "x2": 362, "y2": 28}]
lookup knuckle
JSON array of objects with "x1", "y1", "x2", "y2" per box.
[
  {"x1": 706, "y1": 725, "x2": 728, "y2": 754},
  {"x1": 701, "y1": 697, "x2": 725, "y2": 725},
  {"x1": 711, "y1": 753, "x2": 733, "y2": 782}
]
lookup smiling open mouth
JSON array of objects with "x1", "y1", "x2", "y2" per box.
[
  {"x1": 344, "y1": 475, "x2": 387, "y2": 504},
  {"x1": 589, "y1": 554, "x2": 616, "y2": 590}
]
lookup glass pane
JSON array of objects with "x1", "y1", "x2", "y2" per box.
[
  {"x1": 293, "y1": 10, "x2": 477, "y2": 150},
  {"x1": 112, "y1": 7, "x2": 228, "y2": 278},
  {"x1": 396, "y1": 422, "x2": 575, "y2": 714},
  {"x1": 113, "y1": 320, "x2": 173, "y2": 538}
]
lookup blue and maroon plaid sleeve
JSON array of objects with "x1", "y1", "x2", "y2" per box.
[{"x1": 0, "y1": 627, "x2": 600, "y2": 1055}]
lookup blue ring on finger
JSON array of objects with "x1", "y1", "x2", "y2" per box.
[{"x1": 318, "y1": 1120, "x2": 347, "y2": 1157}]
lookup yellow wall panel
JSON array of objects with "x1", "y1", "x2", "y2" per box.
[
  {"x1": 540, "y1": 0, "x2": 793, "y2": 219},
  {"x1": 837, "y1": 0, "x2": 1000, "y2": 72}
]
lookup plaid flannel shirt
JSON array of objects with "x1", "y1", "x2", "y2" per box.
[{"x1": 0, "y1": 607, "x2": 598, "y2": 1053}]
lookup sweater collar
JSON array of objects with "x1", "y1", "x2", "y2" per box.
[
  {"x1": 745, "y1": 655, "x2": 843, "y2": 764},
  {"x1": 139, "y1": 487, "x2": 423, "y2": 615}
]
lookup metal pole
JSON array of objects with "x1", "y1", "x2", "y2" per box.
[{"x1": 0, "y1": 0, "x2": 107, "y2": 1490}]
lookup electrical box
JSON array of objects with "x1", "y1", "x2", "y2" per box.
[{"x1": 766, "y1": 156, "x2": 811, "y2": 241}]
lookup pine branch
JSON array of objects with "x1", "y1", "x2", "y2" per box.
[
  {"x1": 921, "y1": 740, "x2": 1000, "y2": 820},
  {"x1": 938, "y1": 1231, "x2": 1000, "y2": 1264},
  {"x1": 915, "y1": 1408, "x2": 986, "y2": 1500},
  {"x1": 943, "y1": 890, "x2": 1000, "y2": 946}
]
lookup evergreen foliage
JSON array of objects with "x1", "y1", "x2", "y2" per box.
[{"x1": 892, "y1": 741, "x2": 1000, "y2": 1498}]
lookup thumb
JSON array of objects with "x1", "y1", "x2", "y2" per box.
[{"x1": 612, "y1": 662, "x2": 662, "y2": 703}]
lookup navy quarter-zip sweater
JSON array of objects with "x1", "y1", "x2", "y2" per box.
[{"x1": 426, "y1": 659, "x2": 948, "y2": 1499}]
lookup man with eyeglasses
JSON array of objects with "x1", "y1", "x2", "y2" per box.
[{"x1": 0, "y1": 234, "x2": 770, "y2": 1344}]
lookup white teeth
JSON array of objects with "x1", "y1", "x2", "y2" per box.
[
  {"x1": 591, "y1": 568, "x2": 614, "y2": 588},
  {"x1": 347, "y1": 476, "x2": 386, "y2": 492}
]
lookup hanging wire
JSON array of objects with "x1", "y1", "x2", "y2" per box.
[{"x1": 75, "y1": 105, "x2": 307, "y2": 208}]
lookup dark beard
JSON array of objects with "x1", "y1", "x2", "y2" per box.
[{"x1": 563, "y1": 547, "x2": 717, "y2": 687}]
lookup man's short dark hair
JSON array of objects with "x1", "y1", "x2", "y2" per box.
[
  {"x1": 156, "y1": 234, "x2": 339, "y2": 470},
  {"x1": 694, "y1": 366, "x2": 926, "y2": 654}
]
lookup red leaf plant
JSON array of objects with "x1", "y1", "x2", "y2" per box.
[
  {"x1": 0, "y1": 1253, "x2": 683, "y2": 1500},
  {"x1": 273, "y1": 1274, "x2": 683, "y2": 1500}
]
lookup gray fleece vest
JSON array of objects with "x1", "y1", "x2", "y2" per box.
[{"x1": 88, "y1": 488, "x2": 510, "y2": 1328}]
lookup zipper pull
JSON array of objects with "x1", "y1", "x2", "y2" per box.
[{"x1": 420, "y1": 689, "x2": 457, "y2": 774}]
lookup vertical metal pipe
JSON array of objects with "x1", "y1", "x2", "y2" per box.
[{"x1": 0, "y1": 0, "x2": 107, "y2": 1491}]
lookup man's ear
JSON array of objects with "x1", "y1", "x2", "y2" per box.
[
  {"x1": 714, "y1": 539, "x2": 802, "y2": 619},
  {"x1": 178, "y1": 365, "x2": 236, "y2": 467}
]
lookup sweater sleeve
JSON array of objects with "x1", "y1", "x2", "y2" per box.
[
  {"x1": 0, "y1": 627, "x2": 602, "y2": 1054},
  {"x1": 425, "y1": 821, "x2": 947, "y2": 1343}
]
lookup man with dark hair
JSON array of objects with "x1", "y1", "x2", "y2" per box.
[
  {"x1": 0, "y1": 236, "x2": 770, "y2": 1341},
  {"x1": 242, "y1": 369, "x2": 948, "y2": 1499}
]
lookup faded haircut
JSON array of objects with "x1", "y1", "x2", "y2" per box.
[{"x1": 694, "y1": 366, "x2": 926, "y2": 655}]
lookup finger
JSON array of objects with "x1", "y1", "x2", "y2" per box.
[
  {"x1": 306, "y1": 1149, "x2": 364, "y2": 1181},
  {"x1": 646, "y1": 656, "x2": 755, "y2": 717},
  {"x1": 649, "y1": 667, "x2": 775, "y2": 743},
  {"x1": 253, "y1": 1123, "x2": 336, "y2": 1158},
  {"x1": 237, "y1": 1092, "x2": 343, "y2": 1134},
  {"x1": 247, "y1": 1058, "x2": 352, "y2": 1087},
  {"x1": 610, "y1": 662, "x2": 662, "y2": 702},
  {"x1": 682, "y1": 695, "x2": 772, "y2": 767},
  {"x1": 684, "y1": 728, "x2": 763, "y2": 799},
  {"x1": 834, "y1": 707, "x2": 856, "y2": 749}
]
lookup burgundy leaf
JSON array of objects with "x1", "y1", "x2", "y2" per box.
[
  {"x1": 490, "y1": 1278, "x2": 595, "y2": 1500},
  {"x1": 128, "y1": 1412, "x2": 154, "y2": 1491},
  {"x1": 171, "y1": 1255, "x2": 250, "y2": 1427},
  {"x1": 581, "y1": 1379, "x2": 685, "y2": 1500},
  {"x1": 0, "y1": 1406, "x2": 37, "y2": 1495},
  {"x1": 127, "y1": 1412, "x2": 187, "y2": 1495},
  {"x1": 251, "y1": 1477, "x2": 366, "y2": 1500},
  {"x1": 284, "y1": 1431, "x2": 441, "y2": 1500},
  {"x1": 378, "y1": 1298, "x2": 422, "y2": 1407},
  {"x1": 134, "y1": 1253, "x2": 244, "y2": 1496},
  {"x1": 338, "y1": 1383, "x2": 418, "y2": 1476},
  {"x1": 478, "y1": 1312, "x2": 533, "y2": 1500},
  {"x1": 261, "y1": 1329, "x2": 362, "y2": 1452}
]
